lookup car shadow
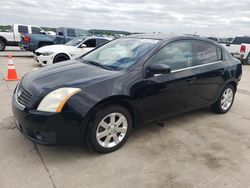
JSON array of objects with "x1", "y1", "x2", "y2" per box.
[{"x1": 10, "y1": 107, "x2": 214, "y2": 160}]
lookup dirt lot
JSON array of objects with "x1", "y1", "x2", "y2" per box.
[{"x1": 0, "y1": 56, "x2": 250, "y2": 188}]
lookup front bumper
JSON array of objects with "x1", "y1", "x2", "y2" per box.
[
  {"x1": 12, "y1": 95, "x2": 83, "y2": 145},
  {"x1": 34, "y1": 53, "x2": 54, "y2": 66}
]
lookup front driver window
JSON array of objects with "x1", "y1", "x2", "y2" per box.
[
  {"x1": 83, "y1": 39, "x2": 96, "y2": 47},
  {"x1": 152, "y1": 41, "x2": 193, "y2": 71}
]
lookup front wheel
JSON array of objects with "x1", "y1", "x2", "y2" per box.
[
  {"x1": 212, "y1": 84, "x2": 235, "y2": 114},
  {"x1": 87, "y1": 105, "x2": 132, "y2": 153},
  {"x1": 53, "y1": 54, "x2": 70, "y2": 63},
  {"x1": 0, "y1": 40, "x2": 6, "y2": 51}
]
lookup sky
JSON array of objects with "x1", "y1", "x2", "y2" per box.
[{"x1": 0, "y1": 0, "x2": 250, "y2": 37}]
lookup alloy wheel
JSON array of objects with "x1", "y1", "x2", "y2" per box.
[
  {"x1": 220, "y1": 88, "x2": 234, "y2": 111},
  {"x1": 0, "y1": 41, "x2": 5, "y2": 51},
  {"x1": 96, "y1": 112, "x2": 128, "y2": 148}
]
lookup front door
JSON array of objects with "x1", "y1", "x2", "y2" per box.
[{"x1": 142, "y1": 40, "x2": 197, "y2": 122}]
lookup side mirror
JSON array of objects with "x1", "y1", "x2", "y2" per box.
[
  {"x1": 146, "y1": 64, "x2": 171, "y2": 76},
  {"x1": 80, "y1": 44, "x2": 87, "y2": 48},
  {"x1": 226, "y1": 42, "x2": 230, "y2": 47}
]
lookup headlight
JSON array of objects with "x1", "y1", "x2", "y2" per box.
[
  {"x1": 37, "y1": 88, "x2": 81, "y2": 112},
  {"x1": 41, "y1": 52, "x2": 54, "y2": 56}
]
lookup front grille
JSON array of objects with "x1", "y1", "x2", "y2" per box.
[
  {"x1": 16, "y1": 85, "x2": 32, "y2": 107},
  {"x1": 35, "y1": 52, "x2": 41, "y2": 56}
]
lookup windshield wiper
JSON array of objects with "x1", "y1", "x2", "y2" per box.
[{"x1": 81, "y1": 60, "x2": 116, "y2": 70}]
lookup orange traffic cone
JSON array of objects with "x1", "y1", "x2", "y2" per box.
[{"x1": 4, "y1": 55, "x2": 20, "y2": 81}]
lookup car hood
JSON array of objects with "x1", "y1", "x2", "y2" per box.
[
  {"x1": 36, "y1": 45, "x2": 76, "y2": 53},
  {"x1": 21, "y1": 59, "x2": 121, "y2": 97}
]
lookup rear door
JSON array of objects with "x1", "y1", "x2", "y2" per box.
[{"x1": 193, "y1": 41, "x2": 225, "y2": 106}]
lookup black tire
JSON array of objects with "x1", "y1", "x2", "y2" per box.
[
  {"x1": 53, "y1": 54, "x2": 70, "y2": 63},
  {"x1": 0, "y1": 39, "x2": 6, "y2": 51},
  {"x1": 243, "y1": 54, "x2": 250, "y2": 65},
  {"x1": 212, "y1": 84, "x2": 235, "y2": 114},
  {"x1": 87, "y1": 105, "x2": 132, "y2": 153}
]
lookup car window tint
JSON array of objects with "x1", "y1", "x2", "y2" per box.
[
  {"x1": 18, "y1": 25, "x2": 28, "y2": 34},
  {"x1": 96, "y1": 39, "x2": 109, "y2": 47},
  {"x1": 152, "y1": 41, "x2": 193, "y2": 70},
  {"x1": 67, "y1": 29, "x2": 76, "y2": 37},
  {"x1": 195, "y1": 42, "x2": 217, "y2": 65},
  {"x1": 31, "y1": 27, "x2": 43, "y2": 34},
  {"x1": 84, "y1": 39, "x2": 96, "y2": 47},
  {"x1": 217, "y1": 47, "x2": 222, "y2": 61}
]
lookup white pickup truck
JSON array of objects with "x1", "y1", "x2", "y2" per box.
[
  {"x1": 0, "y1": 24, "x2": 46, "y2": 51},
  {"x1": 220, "y1": 36, "x2": 250, "y2": 65}
]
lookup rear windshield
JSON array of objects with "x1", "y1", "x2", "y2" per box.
[{"x1": 232, "y1": 37, "x2": 250, "y2": 44}]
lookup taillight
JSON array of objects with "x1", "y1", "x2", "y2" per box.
[
  {"x1": 240, "y1": 45, "x2": 246, "y2": 53},
  {"x1": 24, "y1": 35, "x2": 30, "y2": 43}
]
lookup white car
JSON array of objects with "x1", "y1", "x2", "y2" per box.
[{"x1": 34, "y1": 36, "x2": 110, "y2": 66}]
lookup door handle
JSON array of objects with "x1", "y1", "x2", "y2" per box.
[{"x1": 185, "y1": 77, "x2": 196, "y2": 83}]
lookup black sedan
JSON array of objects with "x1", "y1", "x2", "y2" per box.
[{"x1": 12, "y1": 34, "x2": 242, "y2": 153}]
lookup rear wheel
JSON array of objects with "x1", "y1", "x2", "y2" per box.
[
  {"x1": 243, "y1": 54, "x2": 250, "y2": 65},
  {"x1": 53, "y1": 54, "x2": 70, "y2": 63},
  {"x1": 0, "y1": 40, "x2": 6, "y2": 51},
  {"x1": 87, "y1": 105, "x2": 132, "y2": 153},
  {"x1": 212, "y1": 84, "x2": 235, "y2": 114}
]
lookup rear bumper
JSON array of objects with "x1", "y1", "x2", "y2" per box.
[
  {"x1": 231, "y1": 53, "x2": 246, "y2": 62},
  {"x1": 20, "y1": 43, "x2": 36, "y2": 52},
  {"x1": 12, "y1": 96, "x2": 84, "y2": 145}
]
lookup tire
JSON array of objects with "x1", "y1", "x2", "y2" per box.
[
  {"x1": 212, "y1": 84, "x2": 235, "y2": 114},
  {"x1": 53, "y1": 54, "x2": 70, "y2": 63},
  {"x1": 0, "y1": 39, "x2": 6, "y2": 51},
  {"x1": 87, "y1": 105, "x2": 132, "y2": 153},
  {"x1": 243, "y1": 54, "x2": 250, "y2": 65}
]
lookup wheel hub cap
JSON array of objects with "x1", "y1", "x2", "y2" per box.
[
  {"x1": 221, "y1": 88, "x2": 233, "y2": 111},
  {"x1": 96, "y1": 112, "x2": 128, "y2": 148}
]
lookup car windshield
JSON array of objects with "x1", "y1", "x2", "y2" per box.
[
  {"x1": 81, "y1": 37, "x2": 159, "y2": 70},
  {"x1": 66, "y1": 37, "x2": 86, "y2": 47}
]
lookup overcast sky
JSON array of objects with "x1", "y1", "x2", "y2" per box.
[{"x1": 1, "y1": 0, "x2": 250, "y2": 37}]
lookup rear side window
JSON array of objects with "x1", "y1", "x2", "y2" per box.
[
  {"x1": 67, "y1": 29, "x2": 76, "y2": 37},
  {"x1": 31, "y1": 27, "x2": 43, "y2": 34},
  {"x1": 195, "y1": 42, "x2": 218, "y2": 65},
  {"x1": 18, "y1": 25, "x2": 28, "y2": 34},
  {"x1": 232, "y1": 37, "x2": 250, "y2": 44},
  {"x1": 152, "y1": 41, "x2": 194, "y2": 71},
  {"x1": 217, "y1": 47, "x2": 222, "y2": 61}
]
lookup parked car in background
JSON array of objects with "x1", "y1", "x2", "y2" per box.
[
  {"x1": 13, "y1": 34, "x2": 242, "y2": 153},
  {"x1": 20, "y1": 27, "x2": 90, "y2": 52},
  {"x1": 0, "y1": 24, "x2": 46, "y2": 51},
  {"x1": 206, "y1": 37, "x2": 220, "y2": 43},
  {"x1": 220, "y1": 36, "x2": 250, "y2": 64},
  {"x1": 34, "y1": 36, "x2": 110, "y2": 66}
]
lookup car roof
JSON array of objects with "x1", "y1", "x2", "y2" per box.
[
  {"x1": 74, "y1": 36, "x2": 110, "y2": 40},
  {"x1": 125, "y1": 33, "x2": 220, "y2": 46}
]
